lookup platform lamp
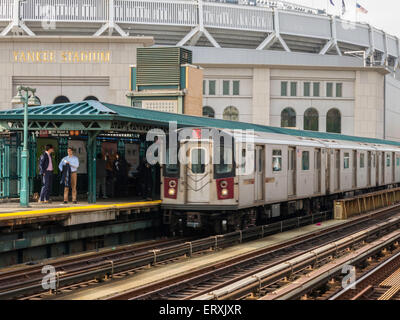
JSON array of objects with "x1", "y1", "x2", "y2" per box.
[{"x1": 11, "y1": 86, "x2": 41, "y2": 207}]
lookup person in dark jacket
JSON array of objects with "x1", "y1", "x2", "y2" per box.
[
  {"x1": 138, "y1": 159, "x2": 153, "y2": 200},
  {"x1": 60, "y1": 162, "x2": 72, "y2": 197},
  {"x1": 38, "y1": 144, "x2": 54, "y2": 203},
  {"x1": 113, "y1": 153, "x2": 129, "y2": 197},
  {"x1": 96, "y1": 153, "x2": 107, "y2": 199}
]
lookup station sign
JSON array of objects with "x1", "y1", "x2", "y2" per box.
[{"x1": 34, "y1": 130, "x2": 85, "y2": 138}]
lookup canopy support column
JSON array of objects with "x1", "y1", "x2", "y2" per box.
[{"x1": 87, "y1": 131, "x2": 100, "y2": 204}]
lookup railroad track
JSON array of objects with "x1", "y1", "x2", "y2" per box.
[
  {"x1": 0, "y1": 237, "x2": 191, "y2": 300},
  {"x1": 105, "y1": 205, "x2": 400, "y2": 300},
  {"x1": 0, "y1": 210, "x2": 332, "y2": 300},
  {"x1": 328, "y1": 250, "x2": 400, "y2": 300}
]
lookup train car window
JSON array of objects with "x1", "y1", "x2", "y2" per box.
[
  {"x1": 373, "y1": 154, "x2": 376, "y2": 168},
  {"x1": 302, "y1": 151, "x2": 310, "y2": 170},
  {"x1": 272, "y1": 150, "x2": 282, "y2": 172},
  {"x1": 191, "y1": 148, "x2": 206, "y2": 174},
  {"x1": 344, "y1": 152, "x2": 350, "y2": 169},
  {"x1": 360, "y1": 153, "x2": 365, "y2": 168},
  {"x1": 214, "y1": 145, "x2": 234, "y2": 178},
  {"x1": 397, "y1": 157, "x2": 400, "y2": 167},
  {"x1": 386, "y1": 154, "x2": 391, "y2": 167}
]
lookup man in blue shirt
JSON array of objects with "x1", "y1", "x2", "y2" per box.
[{"x1": 59, "y1": 147, "x2": 79, "y2": 204}]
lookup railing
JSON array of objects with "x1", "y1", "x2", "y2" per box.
[
  {"x1": 0, "y1": 0, "x2": 320, "y2": 26},
  {"x1": 334, "y1": 187, "x2": 400, "y2": 220},
  {"x1": 0, "y1": 0, "x2": 12, "y2": 20},
  {"x1": 115, "y1": 0, "x2": 198, "y2": 26},
  {"x1": 203, "y1": 1, "x2": 273, "y2": 32},
  {"x1": 21, "y1": 0, "x2": 109, "y2": 22}
]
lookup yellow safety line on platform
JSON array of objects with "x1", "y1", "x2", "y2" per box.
[{"x1": 0, "y1": 200, "x2": 162, "y2": 219}]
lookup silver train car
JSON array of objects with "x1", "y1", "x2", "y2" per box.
[{"x1": 161, "y1": 128, "x2": 400, "y2": 233}]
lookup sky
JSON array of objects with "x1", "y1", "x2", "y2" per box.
[{"x1": 287, "y1": 0, "x2": 400, "y2": 37}]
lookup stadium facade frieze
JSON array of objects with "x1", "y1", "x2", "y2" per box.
[{"x1": 0, "y1": 36, "x2": 154, "y2": 108}]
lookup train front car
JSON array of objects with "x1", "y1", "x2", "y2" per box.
[{"x1": 161, "y1": 128, "x2": 238, "y2": 235}]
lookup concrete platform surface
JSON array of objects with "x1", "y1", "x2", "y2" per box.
[{"x1": 54, "y1": 219, "x2": 346, "y2": 300}]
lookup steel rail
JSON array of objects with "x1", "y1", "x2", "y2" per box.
[
  {"x1": 0, "y1": 210, "x2": 331, "y2": 300},
  {"x1": 105, "y1": 205, "x2": 400, "y2": 300},
  {"x1": 195, "y1": 216, "x2": 400, "y2": 300},
  {"x1": 329, "y1": 250, "x2": 400, "y2": 300}
]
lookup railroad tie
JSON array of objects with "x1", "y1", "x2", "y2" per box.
[{"x1": 378, "y1": 269, "x2": 400, "y2": 300}]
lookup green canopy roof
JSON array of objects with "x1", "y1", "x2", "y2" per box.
[{"x1": 1, "y1": 100, "x2": 399, "y2": 147}]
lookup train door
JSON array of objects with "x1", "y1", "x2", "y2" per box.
[
  {"x1": 288, "y1": 147, "x2": 296, "y2": 197},
  {"x1": 376, "y1": 152, "x2": 380, "y2": 186},
  {"x1": 254, "y1": 145, "x2": 264, "y2": 201},
  {"x1": 334, "y1": 150, "x2": 340, "y2": 191},
  {"x1": 325, "y1": 150, "x2": 331, "y2": 193},
  {"x1": 186, "y1": 145, "x2": 210, "y2": 203},
  {"x1": 352, "y1": 150, "x2": 357, "y2": 188},
  {"x1": 392, "y1": 152, "x2": 396, "y2": 183},
  {"x1": 367, "y1": 151, "x2": 372, "y2": 186},
  {"x1": 314, "y1": 148, "x2": 321, "y2": 193},
  {"x1": 381, "y1": 152, "x2": 385, "y2": 184}
]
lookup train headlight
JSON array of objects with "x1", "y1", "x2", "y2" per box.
[
  {"x1": 168, "y1": 188, "x2": 176, "y2": 196},
  {"x1": 221, "y1": 188, "x2": 229, "y2": 196}
]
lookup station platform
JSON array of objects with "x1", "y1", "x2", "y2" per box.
[
  {"x1": 54, "y1": 218, "x2": 347, "y2": 300},
  {"x1": 0, "y1": 199, "x2": 161, "y2": 227}
]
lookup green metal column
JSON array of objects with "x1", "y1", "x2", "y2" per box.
[
  {"x1": 87, "y1": 132, "x2": 98, "y2": 203},
  {"x1": 0, "y1": 137, "x2": 10, "y2": 198}
]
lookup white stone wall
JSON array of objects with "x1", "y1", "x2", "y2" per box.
[
  {"x1": 201, "y1": 65, "x2": 387, "y2": 139},
  {"x1": 385, "y1": 75, "x2": 400, "y2": 142},
  {"x1": 354, "y1": 71, "x2": 385, "y2": 139}
]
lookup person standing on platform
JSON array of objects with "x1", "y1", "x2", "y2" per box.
[
  {"x1": 113, "y1": 152, "x2": 128, "y2": 197},
  {"x1": 39, "y1": 144, "x2": 54, "y2": 204},
  {"x1": 59, "y1": 147, "x2": 79, "y2": 204},
  {"x1": 105, "y1": 151, "x2": 116, "y2": 197},
  {"x1": 96, "y1": 153, "x2": 107, "y2": 199}
]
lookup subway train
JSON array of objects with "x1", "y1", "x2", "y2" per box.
[{"x1": 160, "y1": 127, "x2": 400, "y2": 234}]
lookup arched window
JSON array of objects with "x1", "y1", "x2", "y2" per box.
[
  {"x1": 326, "y1": 108, "x2": 341, "y2": 134},
  {"x1": 223, "y1": 106, "x2": 239, "y2": 121},
  {"x1": 281, "y1": 107, "x2": 296, "y2": 128},
  {"x1": 53, "y1": 96, "x2": 70, "y2": 104},
  {"x1": 84, "y1": 96, "x2": 99, "y2": 101},
  {"x1": 202, "y1": 106, "x2": 215, "y2": 118},
  {"x1": 304, "y1": 108, "x2": 319, "y2": 131}
]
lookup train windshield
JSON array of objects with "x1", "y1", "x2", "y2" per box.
[
  {"x1": 164, "y1": 148, "x2": 179, "y2": 177},
  {"x1": 214, "y1": 144, "x2": 235, "y2": 178}
]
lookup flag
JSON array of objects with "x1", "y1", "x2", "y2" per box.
[
  {"x1": 356, "y1": 3, "x2": 368, "y2": 14},
  {"x1": 342, "y1": 0, "x2": 346, "y2": 15}
]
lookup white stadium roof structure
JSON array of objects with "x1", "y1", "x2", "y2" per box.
[{"x1": 0, "y1": 0, "x2": 399, "y2": 72}]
